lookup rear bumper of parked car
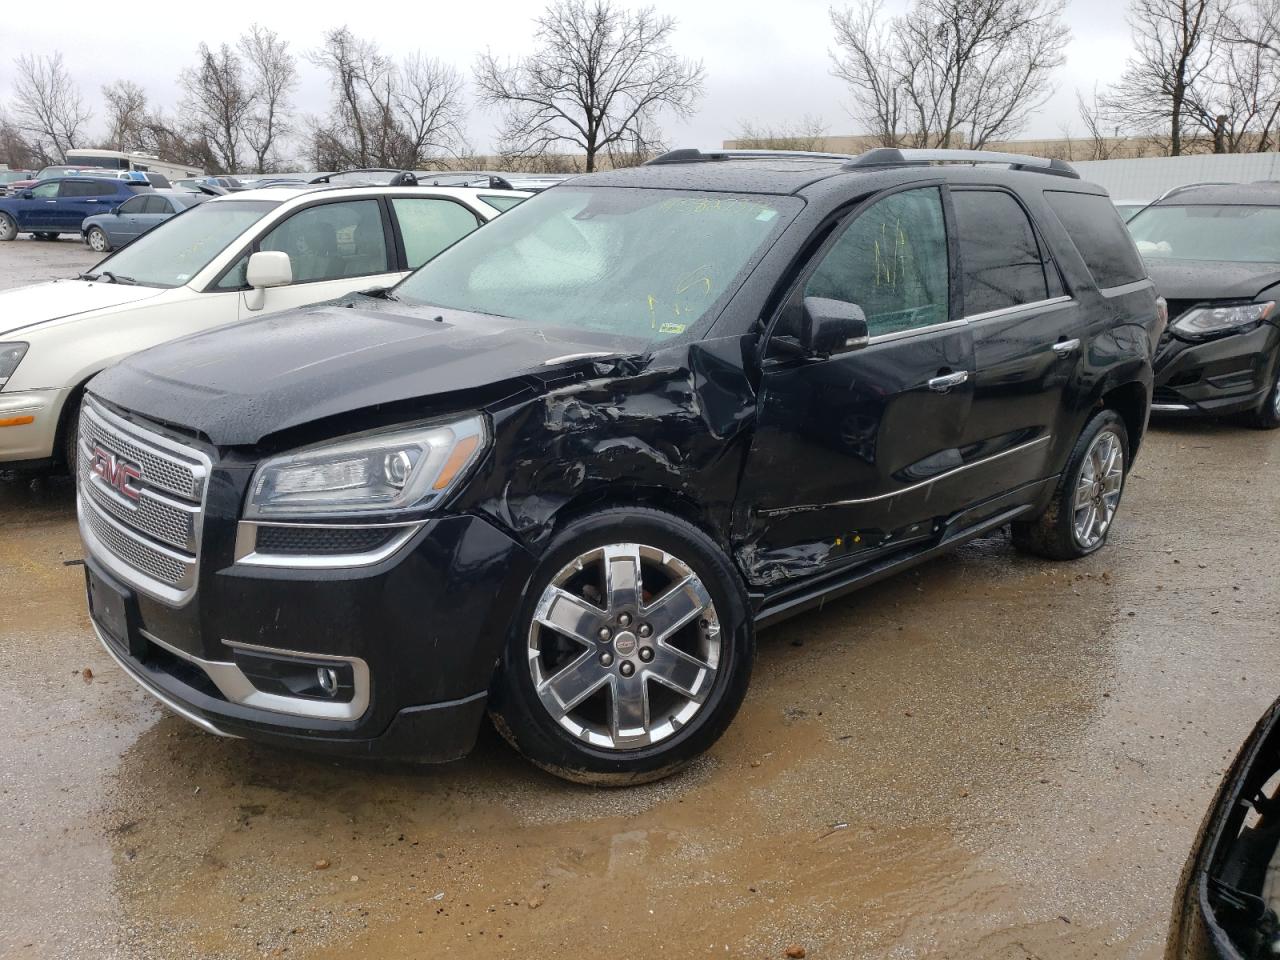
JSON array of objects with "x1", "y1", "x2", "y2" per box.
[
  {"x1": 81, "y1": 506, "x2": 537, "y2": 763},
  {"x1": 0, "y1": 389, "x2": 61, "y2": 463},
  {"x1": 1151, "y1": 322, "x2": 1280, "y2": 416}
]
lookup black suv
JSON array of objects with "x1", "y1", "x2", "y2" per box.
[
  {"x1": 77, "y1": 148, "x2": 1162, "y2": 784},
  {"x1": 1128, "y1": 183, "x2": 1280, "y2": 428}
]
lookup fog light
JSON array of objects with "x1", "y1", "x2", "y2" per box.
[{"x1": 317, "y1": 666, "x2": 339, "y2": 696}]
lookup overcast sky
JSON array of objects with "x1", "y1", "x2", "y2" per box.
[{"x1": 1, "y1": 0, "x2": 1138, "y2": 160}]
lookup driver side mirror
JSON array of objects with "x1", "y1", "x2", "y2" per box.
[
  {"x1": 111, "y1": 206, "x2": 121, "y2": 216},
  {"x1": 243, "y1": 250, "x2": 293, "y2": 311},
  {"x1": 800, "y1": 296, "x2": 870, "y2": 357},
  {"x1": 21, "y1": 191, "x2": 33, "y2": 199}
]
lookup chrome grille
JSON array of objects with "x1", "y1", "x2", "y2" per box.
[{"x1": 77, "y1": 399, "x2": 210, "y2": 605}]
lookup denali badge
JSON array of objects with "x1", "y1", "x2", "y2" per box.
[{"x1": 90, "y1": 446, "x2": 142, "y2": 502}]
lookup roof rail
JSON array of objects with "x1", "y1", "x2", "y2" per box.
[
  {"x1": 309, "y1": 168, "x2": 419, "y2": 186},
  {"x1": 645, "y1": 148, "x2": 855, "y2": 165},
  {"x1": 1155, "y1": 180, "x2": 1237, "y2": 201},
  {"x1": 843, "y1": 147, "x2": 1080, "y2": 179}
]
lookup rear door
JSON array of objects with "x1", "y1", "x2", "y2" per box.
[
  {"x1": 734, "y1": 185, "x2": 977, "y2": 585},
  {"x1": 952, "y1": 187, "x2": 1087, "y2": 494},
  {"x1": 58, "y1": 179, "x2": 116, "y2": 231}
]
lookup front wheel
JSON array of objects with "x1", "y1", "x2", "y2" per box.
[
  {"x1": 1012, "y1": 409, "x2": 1130, "y2": 561},
  {"x1": 1243, "y1": 352, "x2": 1280, "y2": 430},
  {"x1": 0, "y1": 213, "x2": 16, "y2": 241},
  {"x1": 85, "y1": 227, "x2": 110, "y2": 253},
  {"x1": 490, "y1": 507, "x2": 754, "y2": 785}
]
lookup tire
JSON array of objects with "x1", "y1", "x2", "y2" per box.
[
  {"x1": 1012, "y1": 409, "x2": 1130, "y2": 561},
  {"x1": 490, "y1": 507, "x2": 754, "y2": 785},
  {"x1": 85, "y1": 227, "x2": 110, "y2": 253},
  {"x1": 62, "y1": 397, "x2": 82, "y2": 477},
  {"x1": 1243, "y1": 351, "x2": 1280, "y2": 430},
  {"x1": 0, "y1": 213, "x2": 15, "y2": 241}
]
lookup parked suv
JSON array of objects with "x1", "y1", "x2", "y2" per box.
[
  {"x1": 1128, "y1": 183, "x2": 1280, "y2": 427},
  {"x1": 0, "y1": 182, "x2": 530, "y2": 471},
  {"x1": 0, "y1": 176, "x2": 151, "y2": 240},
  {"x1": 78, "y1": 148, "x2": 1162, "y2": 784}
]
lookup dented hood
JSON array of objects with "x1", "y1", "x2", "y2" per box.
[
  {"x1": 0, "y1": 278, "x2": 167, "y2": 336},
  {"x1": 1145, "y1": 259, "x2": 1280, "y2": 302},
  {"x1": 89, "y1": 298, "x2": 626, "y2": 445}
]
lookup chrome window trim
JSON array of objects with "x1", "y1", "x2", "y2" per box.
[
  {"x1": 761, "y1": 434, "x2": 1051, "y2": 515},
  {"x1": 867, "y1": 317, "x2": 969, "y2": 345},
  {"x1": 963, "y1": 296, "x2": 1073, "y2": 325},
  {"x1": 1098, "y1": 278, "x2": 1155, "y2": 297},
  {"x1": 233, "y1": 519, "x2": 423, "y2": 568},
  {"x1": 138, "y1": 629, "x2": 372, "y2": 722}
]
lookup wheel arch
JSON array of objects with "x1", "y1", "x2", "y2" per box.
[
  {"x1": 539, "y1": 484, "x2": 733, "y2": 558},
  {"x1": 1098, "y1": 379, "x2": 1149, "y2": 462},
  {"x1": 52, "y1": 371, "x2": 102, "y2": 469}
]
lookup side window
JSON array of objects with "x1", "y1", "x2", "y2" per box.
[
  {"x1": 1044, "y1": 191, "x2": 1147, "y2": 289},
  {"x1": 215, "y1": 253, "x2": 248, "y2": 291},
  {"x1": 118, "y1": 196, "x2": 147, "y2": 214},
  {"x1": 31, "y1": 182, "x2": 59, "y2": 198},
  {"x1": 391, "y1": 198, "x2": 481, "y2": 269},
  {"x1": 479, "y1": 194, "x2": 525, "y2": 213},
  {"x1": 951, "y1": 191, "x2": 1051, "y2": 316},
  {"x1": 804, "y1": 187, "x2": 950, "y2": 337},
  {"x1": 58, "y1": 181, "x2": 92, "y2": 198},
  {"x1": 143, "y1": 196, "x2": 172, "y2": 214},
  {"x1": 92, "y1": 182, "x2": 119, "y2": 197},
  {"x1": 259, "y1": 200, "x2": 390, "y2": 282}
]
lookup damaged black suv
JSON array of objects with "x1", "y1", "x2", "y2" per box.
[{"x1": 78, "y1": 148, "x2": 1162, "y2": 784}]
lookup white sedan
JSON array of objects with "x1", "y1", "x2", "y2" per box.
[{"x1": 0, "y1": 182, "x2": 530, "y2": 470}]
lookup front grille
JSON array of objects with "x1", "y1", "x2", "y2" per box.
[
  {"x1": 78, "y1": 400, "x2": 210, "y2": 604},
  {"x1": 254, "y1": 525, "x2": 399, "y2": 556}
]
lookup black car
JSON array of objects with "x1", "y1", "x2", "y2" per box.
[
  {"x1": 76, "y1": 148, "x2": 1162, "y2": 784},
  {"x1": 1129, "y1": 184, "x2": 1280, "y2": 428},
  {"x1": 1166, "y1": 697, "x2": 1280, "y2": 959}
]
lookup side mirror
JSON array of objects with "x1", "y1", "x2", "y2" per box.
[
  {"x1": 800, "y1": 296, "x2": 870, "y2": 357},
  {"x1": 21, "y1": 191, "x2": 33, "y2": 199},
  {"x1": 243, "y1": 251, "x2": 293, "y2": 311},
  {"x1": 111, "y1": 206, "x2": 121, "y2": 216}
]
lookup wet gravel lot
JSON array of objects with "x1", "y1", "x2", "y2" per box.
[{"x1": 1, "y1": 237, "x2": 1278, "y2": 959}]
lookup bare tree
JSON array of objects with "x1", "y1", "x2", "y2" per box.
[
  {"x1": 1100, "y1": 0, "x2": 1226, "y2": 155},
  {"x1": 239, "y1": 25, "x2": 298, "y2": 173},
  {"x1": 830, "y1": 0, "x2": 1069, "y2": 149},
  {"x1": 101, "y1": 80, "x2": 150, "y2": 152},
  {"x1": 474, "y1": 0, "x2": 705, "y2": 172},
  {"x1": 0, "y1": 105, "x2": 40, "y2": 169},
  {"x1": 10, "y1": 52, "x2": 92, "y2": 162},
  {"x1": 1212, "y1": 0, "x2": 1280, "y2": 150},
  {"x1": 308, "y1": 27, "x2": 467, "y2": 170},
  {"x1": 180, "y1": 43, "x2": 255, "y2": 173},
  {"x1": 733, "y1": 116, "x2": 830, "y2": 151},
  {"x1": 1076, "y1": 85, "x2": 1125, "y2": 159}
]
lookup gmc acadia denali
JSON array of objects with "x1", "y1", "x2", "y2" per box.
[{"x1": 77, "y1": 148, "x2": 1164, "y2": 784}]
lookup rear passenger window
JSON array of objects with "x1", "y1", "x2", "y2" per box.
[
  {"x1": 391, "y1": 198, "x2": 480, "y2": 269},
  {"x1": 260, "y1": 200, "x2": 390, "y2": 282},
  {"x1": 1045, "y1": 191, "x2": 1147, "y2": 289},
  {"x1": 143, "y1": 196, "x2": 172, "y2": 214},
  {"x1": 804, "y1": 187, "x2": 950, "y2": 336},
  {"x1": 952, "y1": 190, "x2": 1050, "y2": 316}
]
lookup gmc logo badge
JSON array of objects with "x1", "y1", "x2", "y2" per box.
[{"x1": 90, "y1": 446, "x2": 142, "y2": 502}]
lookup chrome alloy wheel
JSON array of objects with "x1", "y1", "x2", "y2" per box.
[
  {"x1": 1272, "y1": 365, "x2": 1280, "y2": 418},
  {"x1": 87, "y1": 228, "x2": 108, "y2": 252},
  {"x1": 0, "y1": 214, "x2": 15, "y2": 242},
  {"x1": 1072, "y1": 429, "x2": 1124, "y2": 549},
  {"x1": 527, "y1": 543, "x2": 721, "y2": 750}
]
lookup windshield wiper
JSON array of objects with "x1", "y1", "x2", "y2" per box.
[{"x1": 81, "y1": 270, "x2": 135, "y2": 285}]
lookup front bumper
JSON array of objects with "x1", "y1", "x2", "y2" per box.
[
  {"x1": 84, "y1": 511, "x2": 536, "y2": 762},
  {"x1": 0, "y1": 388, "x2": 61, "y2": 462},
  {"x1": 1152, "y1": 322, "x2": 1280, "y2": 416}
]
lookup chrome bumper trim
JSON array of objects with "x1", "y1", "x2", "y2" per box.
[
  {"x1": 233, "y1": 520, "x2": 422, "y2": 569},
  {"x1": 1150, "y1": 402, "x2": 1192, "y2": 412}
]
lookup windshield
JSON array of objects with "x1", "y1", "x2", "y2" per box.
[
  {"x1": 86, "y1": 199, "x2": 278, "y2": 288},
  {"x1": 1128, "y1": 204, "x2": 1280, "y2": 262},
  {"x1": 396, "y1": 187, "x2": 798, "y2": 344}
]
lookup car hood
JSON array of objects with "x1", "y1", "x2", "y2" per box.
[
  {"x1": 1145, "y1": 259, "x2": 1280, "y2": 302},
  {"x1": 90, "y1": 298, "x2": 635, "y2": 445},
  {"x1": 0, "y1": 279, "x2": 168, "y2": 336}
]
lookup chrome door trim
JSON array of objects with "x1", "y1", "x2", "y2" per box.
[
  {"x1": 867, "y1": 317, "x2": 968, "y2": 346},
  {"x1": 963, "y1": 296, "x2": 1072, "y2": 325}
]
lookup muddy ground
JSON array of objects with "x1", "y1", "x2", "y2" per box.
[{"x1": 1, "y1": 237, "x2": 1278, "y2": 959}]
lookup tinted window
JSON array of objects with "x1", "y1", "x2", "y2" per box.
[
  {"x1": 143, "y1": 196, "x2": 172, "y2": 215},
  {"x1": 479, "y1": 194, "x2": 526, "y2": 213},
  {"x1": 1046, "y1": 191, "x2": 1147, "y2": 286},
  {"x1": 391, "y1": 198, "x2": 480, "y2": 269},
  {"x1": 260, "y1": 199, "x2": 390, "y2": 282},
  {"x1": 31, "y1": 182, "x2": 59, "y2": 198},
  {"x1": 951, "y1": 190, "x2": 1050, "y2": 315},
  {"x1": 118, "y1": 196, "x2": 148, "y2": 214},
  {"x1": 804, "y1": 187, "x2": 950, "y2": 336},
  {"x1": 59, "y1": 181, "x2": 101, "y2": 198}
]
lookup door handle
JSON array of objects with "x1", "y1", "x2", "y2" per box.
[
  {"x1": 928, "y1": 370, "x2": 970, "y2": 393},
  {"x1": 1052, "y1": 338, "x2": 1081, "y2": 356}
]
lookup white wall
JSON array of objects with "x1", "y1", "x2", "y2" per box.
[{"x1": 1072, "y1": 153, "x2": 1280, "y2": 201}]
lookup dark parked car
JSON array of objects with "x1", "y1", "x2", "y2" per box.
[
  {"x1": 1129, "y1": 183, "x2": 1280, "y2": 428},
  {"x1": 80, "y1": 188, "x2": 209, "y2": 252},
  {"x1": 77, "y1": 148, "x2": 1162, "y2": 784},
  {"x1": 1166, "y1": 696, "x2": 1280, "y2": 959},
  {"x1": 0, "y1": 176, "x2": 150, "y2": 241}
]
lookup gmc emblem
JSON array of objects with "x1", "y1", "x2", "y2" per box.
[{"x1": 90, "y1": 446, "x2": 142, "y2": 502}]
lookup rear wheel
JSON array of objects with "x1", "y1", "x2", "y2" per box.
[
  {"x1": 1243, "y1": 352, "x2": 1280, "y2": 430},
  {"x1": 490, "y1": 507, "x2": 753, "y2": 785},
  {"x1": 1012, "y1": 409, "x2": 1129, "y2": 561},
  {"x1": 0, "y1": 213, "x2": 16, "y2": 241},
  {"x1": 85, "y1": 227, "x2": 110, "y2": 253}
]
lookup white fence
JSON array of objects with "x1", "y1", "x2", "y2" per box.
[{"x1": 1072, "y1": 153, "x2": 1280, "y2": 201}]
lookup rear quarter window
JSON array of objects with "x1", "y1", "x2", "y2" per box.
[{"x1": 1045, "y1": 191, "x2": 1147, "y2": 289}]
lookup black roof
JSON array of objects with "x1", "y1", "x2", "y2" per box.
[{"x1": 1153, "y1": 182, "x2": 1280, "y2": 205}]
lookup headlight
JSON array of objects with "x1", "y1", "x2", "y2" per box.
[
  {"x1": 1172, "y1": 301, "x2": 1275, "y2": 339},
  {"x1": 0, "y1": 342, "x2": 28, "y2": 388},
  {"x1": 245, "y1": 414, "x2": 488, "y2": 519}
]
